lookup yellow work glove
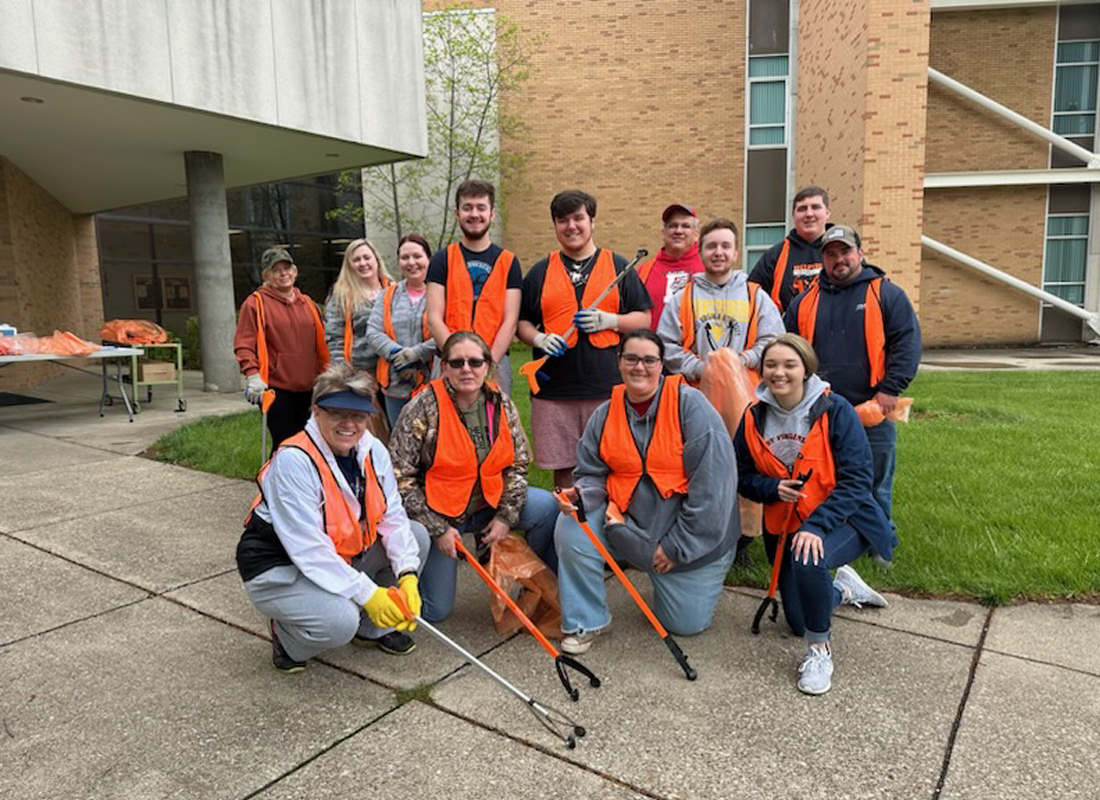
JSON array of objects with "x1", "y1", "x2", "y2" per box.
[
  {"x1": 398, "y1": 573, "x2": 421, "y2": 631},
  {"x1": 363, "y1": 586, "x2": 410, "y2": 631}
]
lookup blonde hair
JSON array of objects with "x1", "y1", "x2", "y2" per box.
[{"x1": 330, "y1": 239, "x2": 392, "y2": 313}]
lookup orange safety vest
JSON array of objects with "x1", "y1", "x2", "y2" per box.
[
  {"x1": 252, "y1": 290, "x2": 329, "y2": 385},
  {"x1": 742, "y1": 398, "x2": 838, "y2": 536},
  {"x1": 637, "y1": 256, "x2": 656, "y2": 285},
  {"x1": 541, "y1": 250, "x2": 621, "y2": 349},
  {"x1": 678, "y1": 278, "x2": 761, "y2": 353},
  {"x1": 599, "y1": 375, "x2": 690, "y2": 512},
  {"x1": 376, "y1": 283, "x2": 431, "y2": 389},
  {"x1": 245, "y1": 429, "x2": 387, "y2": 563},
  {"x1": 796, "y1": 278, "x2": 886, "y2": 389},
  {"x1": 423, "y1": 378, "x2": 516, "y2": 517},
  {"x1": 770, "y1": 239, "x2": 791, "y2": 309},
  {"x1": 342, "y1": 275, "x2": 391, "y2": 363},
  {"x1": 444, "y1": 243, "x2": 513, "y2": 346}
]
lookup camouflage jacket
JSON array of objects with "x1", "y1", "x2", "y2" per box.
[{"x1": 388, "y1": 379, "x2": 531, "y2": 537}]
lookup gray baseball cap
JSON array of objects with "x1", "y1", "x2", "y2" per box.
[
  {"x1": 820, "y1": 224, "x2": 860, "y2": 250},
  {"x1": 260, "y1": 246, "x2": 295, "y2": 273}
]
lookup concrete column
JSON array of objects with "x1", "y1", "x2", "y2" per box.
[{"x1": 185, "y1": 151, "x2": 239, "y2": 393}]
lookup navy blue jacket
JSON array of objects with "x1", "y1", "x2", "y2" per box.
[
  {"x1": 734, "y1": 392, "x2": 896, "y2": 561},
  {"x1": 783, "y1": 263, "x2": 921, "y2": 406}
]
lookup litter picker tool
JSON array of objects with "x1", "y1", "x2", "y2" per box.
[
  {"x1": 520, "y1": 248, "x2": 649, "y2": 395},
  {"x1": 387, "y1": 587, "x2": 586, "y2": 749},
  {"x1": 453, "y1": 537, "x2": 600, "y2": 702},
  {"x1": 555, "y1": 490, "x2": 697, "y2": 681},
  {"x1": 259, "y1": 389, "x2": 276, "y2": 463},
  {"x1": 751, "y1": 468, "x2": 814, "y2": 634}
]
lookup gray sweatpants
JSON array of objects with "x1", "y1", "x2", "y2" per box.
[{"x1": 243, "y1": 522, "x2": 430, "y2": 662}]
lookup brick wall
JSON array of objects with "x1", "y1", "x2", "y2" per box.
[{"x1": 0, "y1": 158, "x2": 104, "y2": 390}]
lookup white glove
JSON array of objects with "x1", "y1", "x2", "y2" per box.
[
  {"x1": 392, "y1": 347, "x2": 419, "y2": 371},
  {"x1": 532, "y1": 332, "x2": 567, "y2": 357},
  {"x1": 573, "y1": 308, "x2": 618, "y2": 333},
  {"x1": 245, "y1": 374, "x2": 267, "y2": 405}
]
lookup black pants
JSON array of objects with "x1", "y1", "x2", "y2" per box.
[{"x1": 266, "y1": 389, "x2": 312, "y2": 449}]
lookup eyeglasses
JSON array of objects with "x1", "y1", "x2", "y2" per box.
[
  {"x1": 620, "y1": 354, "x2": 662, "y2": 368},
  {"x1": 445, "y1": 357, "x2": 488, "y2": 370}
]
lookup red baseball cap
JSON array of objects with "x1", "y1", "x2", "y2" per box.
[{"x1": 661, "y1": 203, "x2": 697, "y2": 222}]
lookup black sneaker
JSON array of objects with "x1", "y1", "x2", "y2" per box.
[
  {"x1": 270, "y1": 620, "x2": 307, "y2": 674},
  {"x1": 353, "y1": 630, "x2": 416, "y2": 655},
  {"x1": 733, "y1": 537, "x2": 754, "y2": 569}
]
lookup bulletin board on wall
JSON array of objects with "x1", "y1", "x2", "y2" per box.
[{"x1": 132, "y1": 276, "x2": 192, "y2": 311}]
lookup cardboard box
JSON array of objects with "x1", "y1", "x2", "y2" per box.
[{"x1": 139, "y1": 361, "x2": 176, "y2": 382}]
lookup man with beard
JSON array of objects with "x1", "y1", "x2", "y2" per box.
[
  {"x1": 636, "y1": 203, "x2": 705, "y2": 330},
  {"x1": 425, "y1": 178, "x2": 523, "y2": 394},
  {"x1": 750, "y1": 186, "x2": 833, "y2": 312}
]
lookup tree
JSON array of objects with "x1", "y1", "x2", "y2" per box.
[{"x1": 332, "y1": 4, "x2": 539, "y2": 252}]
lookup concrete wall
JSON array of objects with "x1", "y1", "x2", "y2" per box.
[
  {"x1": 921, "y1": 8, "x2": 1056, "y2": 345},
  {"x1": 0, "y1": 158, "x2": 103, "y2": 390},
  {"x1": 0, "y1": 0, "x2": 427, "y2": 155}
]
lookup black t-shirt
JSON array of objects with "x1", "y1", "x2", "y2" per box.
[
  {"x1": 426, "y1": 243, "x2": 524, "y2": 303},
  {"x1": 520, "y1": 249, "x2": 652, "y2": 400}
]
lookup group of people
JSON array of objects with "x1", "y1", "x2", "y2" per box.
[{"x1": 232, "y1": 179, "x2": 921, "y2": 696}]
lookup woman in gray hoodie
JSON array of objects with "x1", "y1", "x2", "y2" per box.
[{"x1": 734, "y1": 333, "x2": 895, "y2": 696}]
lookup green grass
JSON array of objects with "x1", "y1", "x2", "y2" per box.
[{"x1": 151, "y1": 358, "x2": 1100, "y2": 602}]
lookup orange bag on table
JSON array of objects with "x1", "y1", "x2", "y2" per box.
[
  {"x1": 99, "y1": 319, "x2": 168, "y2": 345},
  {"x1": 17, "y1": 330, "x2": 99, "y2": 356},
  {"x1": 698, "y1": 348, "x2": 764, "y2": 538},
  {"x1": 854, "y1": 396, "x2": 913, "y2": 427},
  {"x1": 487, "y1": 534, "x2": 562, "y2": 639}
]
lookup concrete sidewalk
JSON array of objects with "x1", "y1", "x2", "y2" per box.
[{"x1": 1, "y1": 360, "x2": 1097, "y2": 799}]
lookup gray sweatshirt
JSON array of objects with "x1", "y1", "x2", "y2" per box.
[
  {"x1": 366, "y1": 282, "x2": 438, "y2": 399},
  {"x1": 755, "y1": 374, "x2": 830, "y2": 468},
  {"x1": 574, "y1": 376, "x2": 739, "y2": 572},
  {"x1": 657, "y1": 272, "x2": 784, "y2": 380},
  {"x1": 324, "y1": 293, "x2": 379, "y2": 373}
]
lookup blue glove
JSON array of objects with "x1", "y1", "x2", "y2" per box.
[
  {"x1": 573, "y1": 308, "x2": 618, "y2": 333},
  {"x1": 533, "y1": 332, "x2": 567, "y2": 357}
]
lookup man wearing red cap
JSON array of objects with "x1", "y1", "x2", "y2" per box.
[{"x1": 637, "y1": 203, "x2": 706, "y2": 330}]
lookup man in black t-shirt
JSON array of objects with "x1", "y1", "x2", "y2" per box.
[
  {"x1": 517, "y1": 189, "x2": 652, "y2": 488},
  {"x1": 425, "y1": 178, "x2": 523, "y2": 394}
]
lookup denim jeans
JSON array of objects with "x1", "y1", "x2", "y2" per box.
[
  {"x1": 554, "y1": 501, "x2": 736, "y2": 637},
  {"x1": 420, "y1": 486, "x2": 559, "y2": 622},
  {"x1": 762, "y1": 523, "x2": 870, "y2": 643},
  {"x1": 865, "y1": 419, "x2": 897, "y2": 526}
]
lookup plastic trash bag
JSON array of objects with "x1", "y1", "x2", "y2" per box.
[
  {"x1": 487, "y1": 534, "x2": 562, "y2": 639},
  {"x1": 854, "y1": 396, "x2": 913, "y2": 427},
  {"x1": 17, "y1": 331, "x2": 99, "y2": 356},
  {"x1": 100, "y1": 319, "x2": 168, "y2": 345}
]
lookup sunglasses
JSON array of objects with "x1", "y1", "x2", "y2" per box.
[{"x1": 445, "y1": 357, "x2": 488, "y2": 369}]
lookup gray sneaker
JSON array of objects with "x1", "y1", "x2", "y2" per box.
[
  {"x1": 797, "y1": 644, "x2": 834, "y2": 695},
  {"x1": 835, "y1": 564, "x2": 889, "y2": 609}
]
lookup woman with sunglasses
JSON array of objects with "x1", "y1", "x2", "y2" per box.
[
  {"x1": 554, "y1": 329, "x2": 739, "y2": 655},
  {"x1": 734, "y1": 333, "x2": 894, "y2": 695},
  {"x1": 324, "y1": 238, "x2": 392, "y2": 375},
  {"x1": 367, "y1": 234, "x2": 437, "y2": 426},
  {"x1": 388, "y1": 331, "x2": 560, "y2": 622}
]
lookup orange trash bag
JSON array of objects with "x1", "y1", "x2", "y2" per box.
[
  {"x1": 99, "y1": 319, "x2": 168, "y2": 345},
  {"x1": 698, "y1": 348, "x2": 764, "y2": 538},
  {"x1": 487, "y1": 534, "x2": 562, "y2": 640},
  {"x1": 18, "y1": 330, "x2": 99, "y2": 356},
  {"x1": 854, "y1": 396, "x2": 913, "y2": 427}
]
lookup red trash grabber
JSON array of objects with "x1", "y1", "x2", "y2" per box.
[
  {"x1": 519, "y1": 248, "x2": 649, "y2": 395},
  {"x1": 555, "y1": 490, "x2": 697, "y2": 681},
  {"x1": 453, "y1": 537, "x2": 600, "y2": 702},
  {"x1": 752, "y1": 467, "x2": 814, "y2": 634},
  {"x1": 386, "y1": 587, "x2": 587, "y2": 749}
]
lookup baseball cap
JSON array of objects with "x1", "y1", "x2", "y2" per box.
[
  {"x1": 820, "y1": 224, "x2": 860, "y2": 250},
  {"x1": 315, "y1": 389, "x2": 378, "y2": 414},
  {"x1": 260, "y1": 246, "x2": 295, "y2": 273},
  {"x1": 662, "y1": 203, "x2": 697, "y2": 223}
]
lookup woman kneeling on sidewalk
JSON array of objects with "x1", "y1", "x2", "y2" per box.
[
  {"x1": 734, "y1": 333, "x2": 895, "y2": 695},
  {"x1": 236, "y1": 363, "x2": 429, "y2": 673}
]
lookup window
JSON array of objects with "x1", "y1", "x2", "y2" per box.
[
  {"x1": 744, "y1": 224, "x2": 787, "y2": 272},
  {"x1": 748, "y1": 55, "x2": 788, "y2": 147},
  {"x1": 1043, "y1": 214, "x2": 1089, "y2": 306},
  {"x1": 1053, "y1": 41, "x2": 1099, "y2": 137}
]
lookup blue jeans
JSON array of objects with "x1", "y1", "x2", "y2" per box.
[
  {"x1": 865, "y1": 419, "x2": 896, "y2": 526},
  {"x1": 420, "y1": 487, "x2": 559, "y2": 623},
  {"x1": 554, "y1": 501, "x2": 735, "y2": 637},
  {"x1": 382, "y1": 394, "x2": 410, "y2": 428},
  {"x1": 763, "y1": 523, "x2": 870, "y2": 643}
]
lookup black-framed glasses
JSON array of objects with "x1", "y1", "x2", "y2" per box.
[
  {"x1": 445, "y1": 357, "x2": 487, "y2": 369},
  {"x1": 620, "y1": 354, "x2": 661, "y2": 368}
]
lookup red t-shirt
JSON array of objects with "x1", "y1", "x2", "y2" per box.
[{"x1": 643, "y1": 244, "x2": 705, "y2": 330}]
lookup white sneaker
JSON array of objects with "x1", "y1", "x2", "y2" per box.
[
  {"x1": 835, "y1": 564, "x2": 889, "y2": 609},
  {"x1": 560, "y1": 623, "x2": 611, "y2": 655},
  {"x1": 797, "y1": 644, "x2": 834, "y2": 695}
]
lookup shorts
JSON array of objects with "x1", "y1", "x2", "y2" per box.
[{"x1": 530, "y1": 396, "x2": 607, "y2": 470}]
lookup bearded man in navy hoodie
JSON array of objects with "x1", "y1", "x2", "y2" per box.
[{"x1": 783, "y1": 225, "x2": 921, "y2": 547}]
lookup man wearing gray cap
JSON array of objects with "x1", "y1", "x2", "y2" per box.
[{"x1": 783, "y1": 224, "x2": 921, "y2": 545}]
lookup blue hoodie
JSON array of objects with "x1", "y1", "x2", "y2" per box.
[{"x1": 783, "y1": 262, "x2": 921, "y2": 406}]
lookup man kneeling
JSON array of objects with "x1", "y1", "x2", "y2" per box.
[
  {"x1": 236, "y1": 363, "x2": 429, "y2": 673},
  {"x1": 554, "y1": 330, "x2": 739, "y2": 654}
]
